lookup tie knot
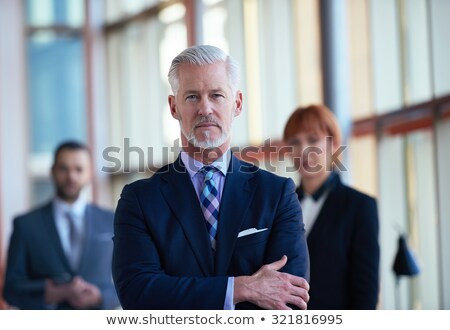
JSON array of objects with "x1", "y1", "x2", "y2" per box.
[
  {"x1": 200, "y1": 166, "x2": 217, "y2": 180},
  {"x1": 65, "y1": 210, "x2": 75, "y2": 222}
]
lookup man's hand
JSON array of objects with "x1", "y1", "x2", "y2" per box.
[
  {"x1": 45, "y1": 279, "x2": 69, "y2": 305},
  {"x1": 234, "y1": 255, "x2": 310, "y2": 310},
  {"x1": 45, "y1": 276, "x2": 102, "y2": 309},
  {"x1": 67, "y1": 276, "x2": 102, "y2": 309}
]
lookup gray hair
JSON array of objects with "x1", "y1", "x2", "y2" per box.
[{"x1": 168, "y1": 45, "x2": 240, "y2": 95}]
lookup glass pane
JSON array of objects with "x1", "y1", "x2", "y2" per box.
[
  {"x1": 377, "y1": 135, "x2": 409, "y2": 309},
  {"x1": 378, "y1": 130, "x2": 442, "y2": 309},
  {"x1": 348, "y1": 0, "x2": 372, "y2": 119},
  {"x1": 293, "y1": 0, "x2": 323, "y2": 107},
  {"x1": 242, "y1": 0, "x2": 297, "y2": 143},
  {"x1": 158, "y1": 3, "x2": 186, "y2": 24},
  {"x1": 26, "y1": 0, "x2": 84, "y2": 27},
  {"x1": 106, "y1": 0, "x2": 161, "y2": 22},
  {"x1": 31, "y1": 178, "x2": 53, "y2": 207},
  {"x1": 160, "y1": 21, "x2": 188, "y2": 146},
  {"x1": 436, "y1": 118, "x2": 450, "y2": 308},
  {"x1": 203, "y1": 0, "x2": 223, "y2": 5},
  {"x1": 348, "y1": 135, "x2": 378, "y2": 197},
  {"x1": 66, "y1": 0, "x2": 85, "y2": 27},
  {"x1": 27, "y1": 33, "x2": 87, "y2": 154},
  {"x1": 430, "y1": 0, "x2": 450, "y2": 97},
  {"x1": 122, "y1": 0, "x2": 150, "y2": 14},
  {"x1": 405, "y1": 129, "x2": 440, "y2": 309},
  {"x1": 403, "y1": 0, "x2": 432, "y2": 105},
  {"x1": 203, "y1": 4, "x2": 229, "y2": 52},
  {"x1": 108, "y1": 22, "x2": 153, "y2": 172},
  {"x1": 106, "y1": 5, "x2": 187, "y2": 171},
  {"x1": 106, "y1": 31, "x2": 124, "y2": 169},
  {"x1": 26, "y1": 0, "x2": 53, "y2": 25},
  {"x1": 259, "y1": 0, "x2": 297, "y2": 141},
  {"x1": 370, "y1": 0, "x2": 402, "y2": 113},
  {"x1": 121, "y1": 23, "x2": 149, "y2": 149},
  {"x1": 105, "y1": 0, "x2": 121, "y2": 22}
]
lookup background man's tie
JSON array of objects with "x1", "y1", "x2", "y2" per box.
[
  {"x1": 199, "y1": 166, "x2": 220, "y2": 251},
  {"x1": 65, "y1": 211, "x2": 83, "y2": 270}
]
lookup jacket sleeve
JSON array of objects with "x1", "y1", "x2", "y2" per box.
[
  {"x1": 264, "y1": 178, "x2": 310, "y2": 281},
  {"x1": 350, "y1": 195, "x2": 380, "y2": 309},
  {"x1": 4, "y1": 218, "x2": 48, "y2": 309},
  {"x1": 235, "y1": 177, "x2": 310, "y2": 310}
]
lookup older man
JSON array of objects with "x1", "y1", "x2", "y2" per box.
[{"x1": 112, "y1": 45, "x2": 309, "y2": 310}]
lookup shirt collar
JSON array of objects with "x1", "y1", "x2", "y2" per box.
[
  {"x1": 180, "y1": 149, "x2": 231, "y2": 179},
  {"x1": 297, "y1": 171, "x2": 339, "y2": 201},
  {"x1": 53, "y1": 195, "x2": 87, "y2": 217}
]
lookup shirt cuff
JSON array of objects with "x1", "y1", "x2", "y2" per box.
[{"x1": 224, "y1": 277, "x2": 235, "y2": 310}]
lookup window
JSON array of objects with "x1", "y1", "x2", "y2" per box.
[
  {"x1": 104, "y1": 0, "x2": 187, "y2": 194},
  {"x1": 25, "y1": 0, "x2": 87, "y2": 204},
  {"x1": 349, "y1": 0, "x2": 450, "y2": 309}
]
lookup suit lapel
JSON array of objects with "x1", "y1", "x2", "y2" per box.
[
  {"x1": 161, "y1": 156, "x2": 214, "y2": 275},
  {"x1": 215, "y1": 156, "x2": 256, "y2": 275},
  {"x1": 42, "y1": 202, "x2": 73, "y2": 272},
  {"x1": 307, "y1": 177, "x2": 343, "y2": 245}
]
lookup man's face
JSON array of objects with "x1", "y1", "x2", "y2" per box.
[
  {"x1": 51, "y1": 149, "x2": 92, "y2": 203},
  {"x1": 168, "y1": 62, "x2": 242, "y2": 150}
]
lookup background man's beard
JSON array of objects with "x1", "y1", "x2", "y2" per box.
[{"x1": 56, "y1": 186, "x2": 81, "y2": 202}]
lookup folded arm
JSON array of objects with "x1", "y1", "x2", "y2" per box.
[{"x1": 236, "y1": 178, "x2": 309, "y2": 309}]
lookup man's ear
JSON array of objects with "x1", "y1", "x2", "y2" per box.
[
  {"x1": 168, "y1": 95, "x2": 179, "y2": 119},
  {"x1": 234, "y1": 91, "x2": 243, "y2": 117}
]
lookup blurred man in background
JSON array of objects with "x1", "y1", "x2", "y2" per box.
[{"x1": 4, "y1": 141, "x2": 119, "y2": 309}]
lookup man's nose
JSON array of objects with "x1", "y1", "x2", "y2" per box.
[
  {"x1": 197, "y1": 99, "x2": 213, "y2": 116},
  {"x1": 67, "y1": 170, "x2": 79, "y2": 181}
]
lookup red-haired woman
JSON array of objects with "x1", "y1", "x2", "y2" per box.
[{"x1": 283, "y1": 104, "x2": 380, "y2": 309}]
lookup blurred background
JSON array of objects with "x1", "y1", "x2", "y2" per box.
[{"x1": 0, "y1": 0, "x2": 449, "y2": 309}]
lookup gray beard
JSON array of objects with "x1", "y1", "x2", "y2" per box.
[{"x1": 179, "y1": 118, "x2": 231, "y2": 149}]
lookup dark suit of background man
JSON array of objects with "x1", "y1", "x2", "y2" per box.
[
  {"x1": 4, "y1": 141, "x2": 120, "y2": 309},
  {"x1": 112, "y1": 45, "x2": 310, "y2": 310}
]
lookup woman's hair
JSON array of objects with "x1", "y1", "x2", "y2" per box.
[{"x1": 283, "y1": 104, "x2": 342, "y2": 147}]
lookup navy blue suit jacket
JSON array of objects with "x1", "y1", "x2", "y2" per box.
[
  {"x1": 4, "y1": 202, "x2": 120, "y2": 309},
  {"x1": 112, "y1": 155, "x2": 309, "y2": 309},
  {"x1": 299, "y1": 175, "x2": 380, "y2": 309}
]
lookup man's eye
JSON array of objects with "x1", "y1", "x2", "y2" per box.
[
  {"x1": 212, "y1": 93, "x2": 224, "y2": 99},
  {"x1": 186, "y1": 95, "x2": 198, "y2": 101}
]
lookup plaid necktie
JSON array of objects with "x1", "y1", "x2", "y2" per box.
[{"x1": 199, "y1": 166, "x2": 220, "y2": 251}]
